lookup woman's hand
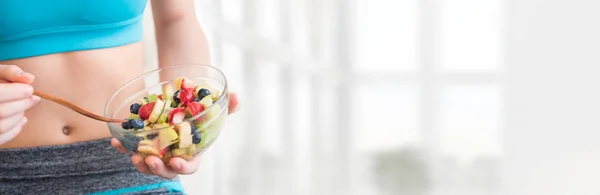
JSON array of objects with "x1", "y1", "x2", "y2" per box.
[
  {"x1": 0, "y1": 65, "x2": 39, "y2": 146},
  {"x1": 111, "y1": 92, "x2": 240, "y2": 179}
]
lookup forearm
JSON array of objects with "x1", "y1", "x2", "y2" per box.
[{"x1": 154, "y1": 18, "x2": 211, "y2": 68}]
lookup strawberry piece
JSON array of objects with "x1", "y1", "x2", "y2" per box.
[
  {"x1": 159, "y1": 147, "x2": 169, "y2": 157},
  {"x1": 138, "y1": 102, "x2": 155, "y2": 120},
  {"x1": 180, "y1": 78, "x2": 188, "y2": 90},
  {"x1": 168, "y1": 107, "x2": 186, "y2": 125},
  {"x1": 172, "y1": 112, "x2": 186, "y2": 125},
  {"x1": 186, "y1": 102, "x2": 204, "y2": 116},
  {"x1": 180, "y1": 78, "x2": 195, "y2": 90},
  {"x1": 178, "y1": 78, "x2": 197, "y2": 105},
  {"x1": 158, "y1": 94, "x2": 163, "y2": 100},
  {"x1": 168, "y1": 107, "x2": 184, "y2": 121},
  {"x1": 179, "y1": 88, "x2": 194, "y2": 106}
]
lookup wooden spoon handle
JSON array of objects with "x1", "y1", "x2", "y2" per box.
[{"x1": 33, "y1": 90, "x2": 126, "y2": 123}]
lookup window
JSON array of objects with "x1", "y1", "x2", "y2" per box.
[
  {"x1": 354, "y1": 0, "x2": 419, "y2": 72},
  {"x1": 145, "y1": 0, "x2": 507, "y2": 194}
]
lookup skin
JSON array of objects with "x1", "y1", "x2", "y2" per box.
[{"x1": 0, "y1": 0, "x2": 239, "y2": 179}]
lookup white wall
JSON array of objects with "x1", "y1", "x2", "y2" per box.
[{"x1": 504, "y1": 0, "x2": 600, "y2": 194}]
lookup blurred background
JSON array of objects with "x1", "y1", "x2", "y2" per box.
[{"x1": 142, "y1": 0, "x2": 600, "y2": 194}]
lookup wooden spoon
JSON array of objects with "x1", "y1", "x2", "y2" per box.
[{"x1": 33, "y1": 90, "x2": 127, "y2": 123}]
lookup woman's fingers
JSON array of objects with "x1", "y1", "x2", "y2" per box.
[
  {"x1": 228, "y1": 92, "x2": 240, "y2": 114},
  {"x1": 0, "y1": 117, "x2": 27, "y2": 145},
  {"x1": 0, "y1": 65, "x2": 35, "y2": 84},
  {"x1": 0, "y1": 83, "x2": 34, "y2": 102},
  {"x1": 0, "y1": 65, "x2": 36, "y2": 146},
  {"x1": 0, "y1": 96, "x2": 39, "y2": 118},
  {"x1": 169, "y1": 156, "x2": 201, "y2": 175},
  {"x1": 131, "y1": 154, "x2": 153, "y2": 175},
  {"x1": 145, "y1": 156, "x2": 178, "y2": 179},
  {"x1": 0, "y1": 112, "x2": 24, "y2": 134}
]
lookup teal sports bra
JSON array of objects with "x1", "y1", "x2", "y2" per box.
[{"x1": 0, "y1": 0, "x2": 148, "y2": 61}]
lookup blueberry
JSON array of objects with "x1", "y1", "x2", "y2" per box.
[
  {"x1": 191, "y1": 125, "x2": 199, "y2": 135},
  {"x1": 193, "y1": 97, "x2": 200, "y2": 102},
  {"x1": 121, "y1": 121, "x2": 131, "y2": 129},
  {"x1": 197, "y1": 88, "x2": 211, "y2": 100},
  {"x1": 173, "y1": 90, "x2": 181, "y2": 104},
  {"x1": 129, "y1": 119, "x2": 145, "y2": 130},
  {"x1": 192, "y1": 132, "x2": 201, "y2": 144},
  {"x1": 130, "y1": 103, "x2": 141, "y2": 114},
  {"x1": 146, "y1": 133, "x2": 159, "y2": 140}
]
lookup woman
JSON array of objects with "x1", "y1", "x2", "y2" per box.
[{"x1": 0, "y1": 0, "x2": 240, "y2": 194}]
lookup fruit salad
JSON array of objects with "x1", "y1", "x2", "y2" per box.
[{"x1": 119, "y1": 77, "x2": 226, "y2": 162}]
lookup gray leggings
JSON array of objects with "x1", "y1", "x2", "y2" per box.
[{"x1": 0, "y1": 138, "x2": 185, "y2": 195}]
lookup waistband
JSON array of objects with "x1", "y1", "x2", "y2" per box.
[{"x1": 0, "y1": 138, "x2": 134, "y2": 180}]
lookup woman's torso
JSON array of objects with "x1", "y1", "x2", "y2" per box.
[{"x1": 0, "y1": 0, "x2": 148, "y2": 148}]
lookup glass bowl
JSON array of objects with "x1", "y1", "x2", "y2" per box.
[{"x1": 104, "y1": 64, "x2": 229, "y2": 163}]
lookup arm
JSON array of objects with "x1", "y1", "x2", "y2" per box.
[{"x1": 151, "y1": 0, "x2": 210, "y2": 67}]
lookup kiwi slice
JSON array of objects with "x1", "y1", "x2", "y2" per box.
[
  {"x1": 129, "y1": 114, "x2": 140, "y2": 120},
  {"x1": 147, "y1": 94, "x2": 159, "y2": 102}
]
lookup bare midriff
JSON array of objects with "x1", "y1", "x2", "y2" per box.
[{"x1": 0, "y1": 42, "x2": 145, "y2": 149}]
